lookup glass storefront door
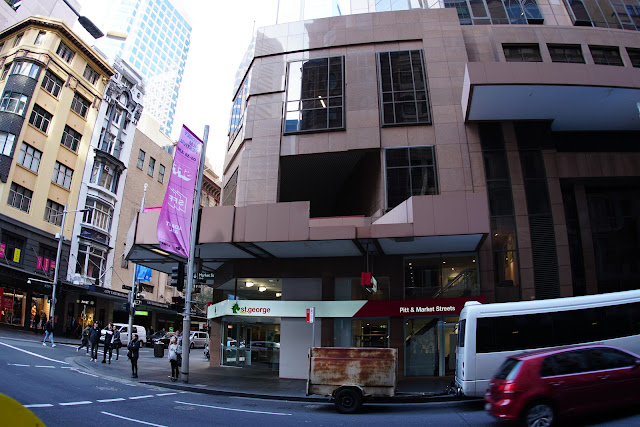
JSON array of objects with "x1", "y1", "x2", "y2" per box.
[
  {"x1": 221, "y1": 321, "x2": 280, "y2": 369},
  {"x1": 405, "y1": 316, "x2": 459, "y2": 377}
]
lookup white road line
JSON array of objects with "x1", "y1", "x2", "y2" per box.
[
  {"x1": 97, "y1": 398, "x2": 126, "y2": 403},
  {"x1": 129, "y1": 395, "x2": 154, "y2": 400},
  {"x1": 155, "y1": 393, "x2": 177, "y2": 397},
  {"x1": 35, "y1": 365, "x2": 56, "y2": 368},
  {"x1": 174, "y1": 401, "x2": 292, "y2": 416},
  {"x1": 0, "y1": 341, "x2": 68, "y2": 364},
  {"x1": 59, "y1": 401, "x2": 93, "y2": 406},
  {"x1": 70, "y1": 369, "x2": 99, "y2": 378},
  {"x1": 101, "y1": 412, "x2": 167, "y2": 427},
  {"x1": 24, "y1": 404, "x2": 54, "y2": 408},
  {"x1": 8, "y1": 363, "x2": 30, "y2": 367},
  {"x1": 61, "y1": 366, "x2": 73, "y2": 369}
]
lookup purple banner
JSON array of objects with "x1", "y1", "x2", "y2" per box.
[{"x1": 156, "y1": 125, "x2": 202, "y2": 258}]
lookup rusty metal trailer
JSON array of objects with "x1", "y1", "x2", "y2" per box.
[{"x1": 306, "y1": 347, "x2": 397, "y2": 413}]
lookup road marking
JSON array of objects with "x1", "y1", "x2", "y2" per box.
[
  {"x1": 129, "y1": 395, "x2": 154, "y2": 400},
  {"x1": 101, "y1": 412, "x2": 167, "y2": 427},
  {"x1": 24, "y1": 404, "x2": 54, "y2": 408},
  {"x1": 174, "y1": 401, "x2": 292, "y2": 416},
  {"x1": 0, "y1": 341, "x2": 68, "y2": 364},
  {"x1": 8, "y1": 363, "x2": 30, "y2": 367},
  {"x1": 35, "y1": 365, "x2": 56, "y2": 368},
  {"x1": 61, "y1": 366, "x2": 73, "y2": 369},
  {"x1": 59, "y1": 401, "x2": 93, "y2": 406},
  {"x1": 97, "y1": 398, "x2": 126, "y2": 402},
  {"x1": 155, "y1": 393, "x2": 177, "y2": 397},
  {"x1": 70, "y1": 369, "x2": 99, "y2": 378}
]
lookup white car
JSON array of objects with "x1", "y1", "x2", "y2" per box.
[
  {"x1": 189, "y1": 331, "x2": 208, "y2": 349},
  {"x1": 100, "y1": 323, "x2": 146, "y2": 346}
]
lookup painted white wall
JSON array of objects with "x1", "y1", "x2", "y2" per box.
[{"x1": 279, "y1": 317, "x2": 321, "y2": 379}]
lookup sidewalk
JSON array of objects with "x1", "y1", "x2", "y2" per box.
[{"x1": 1, "y1": 327, "x2": 458, "y2": 403}]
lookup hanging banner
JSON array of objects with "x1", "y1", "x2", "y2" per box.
[
  {"x1": 135, "y1": 265, "x2": 152, "y2": 282},
  {"x1": 156, "y1": 125, "x2": 202, "y2": 258}
]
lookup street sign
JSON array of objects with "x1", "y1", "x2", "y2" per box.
[
  {"x1": 133, "y1": 299, "x2": 141, "y2": 306},
  {"x1": 122, "y1": 285, "x2": 132, "y2": 291},
  {"x1": 193, "y1": 271, "x2": 215, "y2": 282}
]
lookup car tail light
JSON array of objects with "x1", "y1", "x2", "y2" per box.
[{"x1": 497, "y1": 381, "x2": 519, "y2": 394}]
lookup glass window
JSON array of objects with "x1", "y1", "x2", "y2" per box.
[
  {"x1": 0, "y1": 91, "x2": 28, "y2": 115},
  {"x1": 12, "y1": 33, "x2": 23, "y2": 48},
  {"x1": 29, "y1": 104, "x2": 52, "y2": 133},
  {"x1": 83, "y1": 65, "x2": 100, "y2": 85},
  {"x1": 158, "y1": 164, "x2": 165, "y2": 183},
  {"x1": 0, "y1": 231, "x2": 24, "y2": 264},
  {"x1": 352, "y1": 319, "x2": 389, "y2": 348},
  {"x1": 42, "y1": 70, "x2": 63, "y2": 97},
  {"x1": 590, "y1": 46, "x2": 624, "y2": 66},
  {"x1": 56, "y1": 41, "x2": 75, "y2": 63},
  {"x1": 378, "y1": 50, "x2": 430, "y2": 125},
  {"x1": 385, "y1": 146, "x2": 437, "y2": 210},
  {"x1": 503, "y1": 44, "x2": 542, "y2": 62},
  {"x1": 52, "y1": 162, "x2": 73, "y2": 189},
  {"x1": 147, "y1": 156, "x2": 155, "y2": 176},
  {"x1": 587, "y1": 347, "x2": 637, "y2": 371},
  {"x1": 75, "y1": 243, "x2": 106, "y2": 281},
  {"x1": 34, "y1": 31, "x2": 46, "y2": 46},
  {"x1": 222, "y1": 169, "x2": 238, "y2": 206},
  {"x1": 44, "y1": 199, "x2": 64, "y2": 226},
  {"x1": 284, "y1": 56, "x2": 344, "y2": 133},
  {"x1": 83, "y1": 198, "x2": 113, "y2": 232},
  {"x1": 10, "y1": 61, "x2": 40, "y2": 79},
  {"x1": 7, "y1": 182, "x2": 32, "y2": 213},
  {"x1": 627, "y1": 48, "x2": 640, "y2": 68},
  {"x1": 61, "y1": 125, "x2": 81, "y2": 152},
  {"x1": 71, "y1": 92, "x2": 90, "y2": 118},
  {"x1": 36, "y1": 245, "x2": 56, "y2": 274},
  {"x1": 548, "y1": 44, "x2": 585, "y2": 63},
  {"x1": 405, "y1": 254, "x2": 479, "y2": 299},
  {"x1": 0, "y1": 131, "x2": 16, "y2": 156},
  {"x1": 90, "y1": 161, "x2": 118, "y2": 193},
  {"x1": 136, "y1": 149, "x2": 145, "y2": 169},
  {"x1": 17, "y1": 142, "x2": 41, "y2": 173}
]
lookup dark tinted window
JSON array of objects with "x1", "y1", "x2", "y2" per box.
[
  {"x1": 503, "y1": 44, "x2": 542, "y2": 62},
  {"x1": 542, "y1": 350, "x2": 589, "y2": 376},
  {"x1": 458, "y1": 319, "x2": 466, "y2": 348},
  {"x1": 495, "y1": 358, "x2": 522, "y2": 380},
  {"x1": 548, "y1": 44, "x2": 585, "y2": 63},
  {"x1": 627, "y1": 48, "x2": 640, "y2": 68},
  {"x1": 587, "y1": 348, "x2": 636, "y2": 371},
  {"x1": 590, "y1": 46, "x2": 624, "y2": 66}
]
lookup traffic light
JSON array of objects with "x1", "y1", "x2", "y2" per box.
[
  {"x1": 123, "y1": 302, "x2": 131, "y2": 313},
  {"x1": 170, "y1": 296, "x2": 185, "y2": 313},
  {"x1": 170, "y1": 262, "x2": 185, "y2": 292}
]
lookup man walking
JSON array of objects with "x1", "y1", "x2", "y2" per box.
[
  {"x1": 102, "y1": 323, "x2": 114, "y2": 364},
  {"x1": 42, "y1": 319, "x2": 55, "y2": 347},
  {"x1": 89, "y1": 322, "x2": 101, "y2": 362}
]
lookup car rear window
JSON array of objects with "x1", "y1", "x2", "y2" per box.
[{"x1": 494, "y1": 358, "x2": 522, "y2": 380}]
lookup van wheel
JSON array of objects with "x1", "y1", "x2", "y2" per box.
[
  {"x1": 334, "y1": 388, "x2": 362, "y2": 414},
  {"x1": 522, "y1": 401, "x2": 555, "y2": 427}
]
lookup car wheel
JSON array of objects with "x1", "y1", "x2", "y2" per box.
[
  {"x1": 334, "y1": 388, "x2": 363, "y2": 414},
  {"x1": 522, "y1": 401, "x2": 555, "y2": 427}
]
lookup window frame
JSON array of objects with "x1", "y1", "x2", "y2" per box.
[
  {"x1": 0, "y1": 131, "x2": 16, "y2": 156},
  {"x1": 34, "y1": 31, "x2": 46, "y2": 46},
  {"x1": 502, "y1": 43, "x2": 543, "y2": 62},
  {"x1": 17, "y1": 142, "x2": 42, "y2": 173},
  {"x1": 52, "y1": 161, "x2": 74, "y2": 190},
  {"x1": 41, "y1": 70, "x2": 63, "y2": 98},
  {"x1": 70, "y1": 92, "x2": 90, "y2": 118},
  {"x1": 627, "y1": 48, "x2": 640, "y2": 68},
  {"x1": 44, "y1": 199, "x2": 64, "y2": 226},
  {"x1": 147, "y1": 156, "x2": 156, "y2": 177},
  {"x1": 83, "y1": 65, "x2": 100, "y2": 85},
  {"x1": 56, "y1": 41, "x2": 75, "y2": 63},
  {"x1": 158, "y1": 164, "x2": 166, "y2": 183},
  {"x1": 136, "y1": 149, "x2": 145, "y2": 169},
  {"x1": 28, "y1": 104, "x2": 52, "y2": 133},
  {"x1": 7, "y1": 182, "x2": 32, "y2": 213},
  {"x1": 0, "y1": 91, "x2": 29, "y2": 115},
  {"x1": 589, "y1": 45, "x2": 624, "y2": 66},
  {"x1": 548, "y1": 44, "x2": 585, "y2": 63},
  {"x1": 384, "y1": 146, "x2": 438, "y2": 210},
  {"x1": 61, "y1": 125, "x2": 81, "y2": 152},
  {"x1": 10, "y1": 61, "x2": 40, "y2": 79}
]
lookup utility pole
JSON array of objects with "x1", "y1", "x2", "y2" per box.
[
  {"x1": 181, "y1": 125, "x2": 208, "y2": 383},
  {"x1": 128, "y1": 183, "x2": 148, "y2": 339}
]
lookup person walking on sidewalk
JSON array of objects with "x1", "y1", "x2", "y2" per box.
[
  {"x1": 102, "y1": 323, "x2": 114, "y2": 364},
  {"x1": 42, "y1": 319, "x2": 55, "y2": 347},
  {"x1": 168, "y1": 336, "x2": 179, "y2": 382},
  {"x1": 78, "y1": 325, "x2": 90, "y2": 353},
  {"x1": 33, "y1": 312, "x2": 40, "y2": 334},
  {"x1": 112, "y1": 327, "x2": 122, "y2": 360},
  {"x1": 127, "y1": 334, "x2": 141, "y2": 378},
  {"x1": 89, "y1": 322, "x2": 101, "y2": 361}
]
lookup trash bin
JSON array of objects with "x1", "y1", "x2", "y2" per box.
[{"x1": 154, "y1": 342, "x2": 164, "y2": 358}]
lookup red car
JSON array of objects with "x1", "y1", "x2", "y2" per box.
[{"x1": 484, "y1": 344, "x2": 640, "y2": 426}]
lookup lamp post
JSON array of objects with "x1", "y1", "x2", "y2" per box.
[
  {"x1": 50, "y1": 205, "x2": 86, "y2": 326},
  {"x1": 61, "y1": 0, "x2": 104, "y2": 38}
]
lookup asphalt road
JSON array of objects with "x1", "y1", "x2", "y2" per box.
[{"x1": 1, "y1": 335, "x2": 639, "y2": 426}]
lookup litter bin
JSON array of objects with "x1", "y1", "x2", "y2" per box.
[{"x1": 154, "y1": 342, "x2": 164, "y2": 358}]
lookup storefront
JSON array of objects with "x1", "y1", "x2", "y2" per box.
[{"x1": 208, "y1": 296, "x2": 483, "y2": 379}]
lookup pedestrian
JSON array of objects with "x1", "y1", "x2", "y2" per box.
[
  {"x1": 33, "y1": 312, "x2": 40, "y2": 334},
  {"x1": 127, "y1": 333, "x2": 141, "y2": 378},
  {"x1": 168, "y1": 336, "x2": 179, "y2": 382},
  {"x1": 42, "y1": 319, "x2": 55, "y2": 347},
  {"x1": 77, "y1": 325, "x2": 90, "y2": 353},
  {"x1": 39, "y1": 312, "x2": 47, "y2": 335},
  {"x1": 102, "y1": 323, "x2": 114, "y2": 364},
  {"x1": 175, "y1": 330, "x2": 183, "y2": 359},
  {"x1": 112, "y1": 326, "x2": 122, "y2": 361},
  {"x1": 89, "y1": 321, "x2": 101, "y2": 362}
]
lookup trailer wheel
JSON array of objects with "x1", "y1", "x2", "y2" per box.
[{"x1": 334, "y1": 388, "x2": 363, "y2": 414}]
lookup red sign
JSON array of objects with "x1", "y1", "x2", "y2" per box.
[
  {"x1": 43, "y1": 258, "x2": 50, "y2": 272},
  {"x1": 361, "y1": 272, "x2": 371, "y2": 286},
  {"x1": 353, "y1": 297, "x2": 485, "y2": 318},
  {"x1": 2, "y1": 296, "x2": 12, "y2": 310},
  {"x1": 37, "y1": 256, "x2": 43, "y2": 270},
  {"x1": 0, "y1": 243, "x2": 5, "y2": 258},
  {"x1": 306, "y1": 307, "x2": 315, "y2": 323}
]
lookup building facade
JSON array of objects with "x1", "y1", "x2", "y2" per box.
[
  {"x1": 127, "y1": 3, "x2": 640, "y2": 380},
  {"x1": 0, "y1": 17, "x2": 113, "y2": 332},
  {"x1": 79, "y1": 0, "x2": 192, "y2": 136}
]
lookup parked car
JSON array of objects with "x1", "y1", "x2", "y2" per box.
[
  {"x1": 484, "y1": 345, "x2": 640, "y2": 426},
  {"x1": 146, "y1": 331, "x2": 165, "y2": 347},
  {"x1": 100, "y1": 323, "x2": 146, "y2": 346},
  {"x1": 189, "y1": 331, "x2": 208, "y2": 349},
  {"x1": 152, "y1": 332, "x2": 175, "y2": 349}
]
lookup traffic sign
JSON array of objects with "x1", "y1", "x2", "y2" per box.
[{"x1": 193, "y1": 272, "x2": 215, "y2": 282}]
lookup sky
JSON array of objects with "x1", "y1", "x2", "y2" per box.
[{"x1": 78, "y1": 0, "x2": 281, "y2": 177}]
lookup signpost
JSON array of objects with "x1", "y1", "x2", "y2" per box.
[
  {"x1": 307, "y1": 307, "x2": 316, "y2": 348},
  {"x1": 193, "y1": 272, "x2": 215, "y2": 282}
]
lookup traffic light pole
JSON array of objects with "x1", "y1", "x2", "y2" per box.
[
  {"x1": 129, "y1": 184, "x2": 148, "y2": 340},
  {"x1": 181, "y1": 125, "x2": 208, "y2": 384}
]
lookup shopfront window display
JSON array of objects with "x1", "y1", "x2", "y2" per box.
[{"x1": 0, "y1": 287, "x2": 26, "y2": 325}]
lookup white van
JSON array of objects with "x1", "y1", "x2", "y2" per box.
[{"x1": 100, "y1": 323, "x2": 146, "y2": 346}]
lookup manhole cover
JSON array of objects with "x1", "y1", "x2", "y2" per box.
[{"x1": 174, "y1": 405, "x2": 196, "y2": 411}]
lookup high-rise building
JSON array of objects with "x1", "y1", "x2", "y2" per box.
[{"x1": 80, "y1": 0, "x2": 192, "y2": 136}]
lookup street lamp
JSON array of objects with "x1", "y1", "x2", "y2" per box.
[
  {"x1": 61, "y1": 0, "x2": 104, "y2": 39},
  {"x1": 49, "y1": 205, "x2": 87, "y2": 325}
]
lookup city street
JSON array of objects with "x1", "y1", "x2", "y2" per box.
[{"x1": 1, "y1": 333, "x2": 639, "y2": 426}]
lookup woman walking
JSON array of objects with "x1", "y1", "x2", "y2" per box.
[
  {"x1": 127, "y1": 333, "x2": 141, "y2": 378},
  {"x1": 168, "y1": 336, "x2": 179, "y2": 382},
  {"x1": 77, "y1": 325, "x2": 90, "y2": 353}
]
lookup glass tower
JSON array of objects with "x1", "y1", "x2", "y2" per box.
[{"x1": 82, "y1": 0, "x2": 192, "y2": 136}]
